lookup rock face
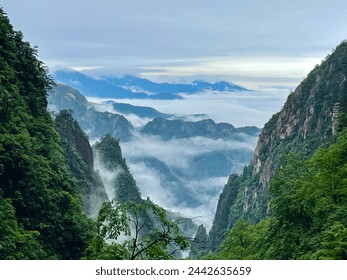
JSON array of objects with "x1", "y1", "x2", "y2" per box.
[
  {"x1": 208, "y1": 41, "x2": 347, "y2": 252},
  {"x1": 54, "y1": 110, "x2": 108, "y2": 217},
  {"x1": 93, "y1": 134, "x2": 143, "y2": 203},
  {"x1": 189, "y1": 224, "x2": 209, "y2": 259}
]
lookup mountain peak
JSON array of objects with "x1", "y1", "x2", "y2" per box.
[{"x1": 53, "y1": 69, "x2": 248, "y2": 99}]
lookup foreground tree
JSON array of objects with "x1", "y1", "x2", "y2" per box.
[{"x1": 85, "y1": 199, "x2": 189, "y2": 260}]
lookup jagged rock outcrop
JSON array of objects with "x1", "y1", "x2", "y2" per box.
[
  {"x1": 54, "y1": 110, "x2": 108, "y2": 217},
  {"x1": 189, "y1": 224, "x2": 208, "y2": 259},
  {"x1": 250, "y1": 41, "x2": 347, "y2": 207},
  {"x1": 93, "y1": 134, "x2": 143, "y2": 203},
  {"x1": 208, "y1": 40, "x2": 347, "y2": 252}
]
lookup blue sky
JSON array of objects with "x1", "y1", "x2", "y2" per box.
[{"x1": 2, "y1": 0, "x2": 347, "y2": 89}]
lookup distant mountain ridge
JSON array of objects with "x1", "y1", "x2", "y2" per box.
[
  {"x1": 48, "y1": 83, "x2": 260, "y2": 217},
  {"x1": 48, "y1": 84, "x2": 134, "y2": 141},
  {"x1": 48, "y1": 83, "x2": 259, "y2": 141},
  {"x1": 105, "y1": 101, "x2": 171, "y2": 119},
  {"x1": 53, "y1": 70, "x2": 248, "y2": 99},
  {"x1": 141, "y1": 118, "x2": 259, "y2": 140}
]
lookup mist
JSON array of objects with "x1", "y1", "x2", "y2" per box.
[
  {"x1": 94, "y1": 150, "x2": 124, "y2": 201},
  {"x1": 87, "y1": 89, "x2": 288, "y2": 128},
  {"x1": 120, "y1": 132, "x2": 257, "y2": 228},
  {"x1": 85, "y1": 91, "x2": 266, "y2": 228}
]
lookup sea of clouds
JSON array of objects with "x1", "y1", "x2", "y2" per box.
[{"x1": 88, "y1": 89, "x2": 288, "y2": 228}]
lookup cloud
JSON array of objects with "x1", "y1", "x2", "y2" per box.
[
  {"x1": 119, "y1": 114, "x2": 153, "y2": 128},
  {"x1": 139, "y1": 56, "x2": 322, "y2": 89},
  {"x1": 126, "y1": 162, "x2": 177, "y2": 206},
  {"x1": 127, "y1": 157, "x2": 228, "y2": 228},
  {"x1": 119, "y1": 132, "x2": 257, "y2": 228},
  {"x1": 70, "y1": 66, "x2": 103, "y2": 71},
  {"x1": 84, "y1": 96, "x2": 259, "y2": 228},
  {"x1": 90, "y1": 101, "x2": 154, "y2": 127},
  {"x1": 88, "y1": 90, "x2": 288, "y2": 128},
  {"x1": 2, "y1": 0, "x2": 347, "y2": 89},
  {"x1": 121, "y1": 133, "x2": 257, "y2": 169},
  {"x1": 94, "y1": 150, "x2": 124, "y2": 201},
  {"x1": 159, "y1": 176, "x2": 227, "y2": 230}
]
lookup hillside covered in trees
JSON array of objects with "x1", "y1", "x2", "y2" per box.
[
  {"x1": 206, "y1": 129, "x2": 347, "y2": 259},
  {"x1": 0, "y1": 8, "x2": 92, "y2": 259}
]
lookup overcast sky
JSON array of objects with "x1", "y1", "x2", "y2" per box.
[{"x1": 2, "y1": 0, "x2": 347, "y2": 88}]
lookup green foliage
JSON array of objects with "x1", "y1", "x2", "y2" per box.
[
  {"x1": 208, "y1": 174, "x2": 242, "y2": 252},
  {"x1": 211, "y1": 129, "x2": 347, "y2": 260},
  {"x1": 0, "y1": 192, "x2": 46, "y2": 259},
  {"x1": 208, "y1": 219, "x2": 270, "y2": 260},
  {"x1": 265, "y1": 154, "x2": 312, "y2": 258},
  {"x1": 0, "y1": 8, "x2": 92, "y2": 259},
  {"x1": 219, "y1": 219, "x2": 257, "y2": 259},
  {"x1": 85, "y1": 199, "x2": 190, "y2": 260},
  {"x1": 260, "y1": 132, "x2": 347, "y2": 259},
  {"x1": 208, "y1": 163, "x2": 263, "y2": 253},
  {"x1": 209, "y1": 41, "x2": 347, "y2": 254}
]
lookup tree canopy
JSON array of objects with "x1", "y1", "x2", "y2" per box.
[
  {"x1": 0, "y1": 8, "x2": 92, "y2": 259},
  {"x1": 210, "y1": 129, "x2": 347, "y2": 260},
  {"x1": 85, "y1": 199, "x2": 190, "y2": 260}
]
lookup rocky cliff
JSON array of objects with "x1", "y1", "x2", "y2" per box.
[
  {"x1": 208, "y1": 40, "x2": 347, "y2": 252},
  {"x1": 54, "y1": 110, "x2": 108, "y2": 217},
  {"x1": 93, "y1": 134, "x2": 143, "y2": 203},
  {"x1": 189, "y1": 224, "x2": 208, "y2": 259}
]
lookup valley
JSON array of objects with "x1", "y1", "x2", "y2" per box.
[
  {"x1": 2, "y1": 2, "x2": 347, "y2": 262},
  {"x1": 48, "y1": 77, "x2": 263, "y2": 227}
]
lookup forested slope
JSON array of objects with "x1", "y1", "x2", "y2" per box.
[
  {"x1": 0, "y1": 8, "x2": 92, "y2": 259},
  {"x1": 207, "y1": 129, "x2": 347, "y2": 259}
]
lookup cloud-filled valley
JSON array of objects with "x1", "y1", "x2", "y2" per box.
[
  {"x1": 120, "y1": 133, "x2": 257, "y2": 227},
  {"x1": 47, "y1": 76, "x2": 284, "y2": 228}
]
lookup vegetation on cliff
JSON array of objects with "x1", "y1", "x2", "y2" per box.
[
  {"x1": 208, "y1": 41, "x2": 347, "y2": 258},
  {"x1": 207, "y1": 128, "x2": 347, "y2": 259},
  {"x1": 0, "y1": 8, "x2": 92, "y2": 259},
  {"x1": 54, "y1": 110, "x2": 108, "y2": 217},
  {"x1": 2, "y1": 4, "x2": 347, "y2": 260}
]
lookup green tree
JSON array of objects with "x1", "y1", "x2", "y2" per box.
[
  {"x1": 219, "y1": 220, "x2": 256, "y2": 259},
  {"x1": 262, "y1": 131, "x2": 347, "y2": 259},
  {"x1": 207, "y1": 218, "x2": 270, "y2": 260},
  {"x1": 86, "y1": 199, "x2": 189, "y2": 260},
  {"x1": 0, "y1": 8, "x2": 93, "y2": 259}
]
